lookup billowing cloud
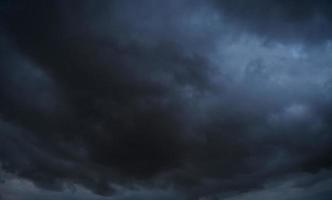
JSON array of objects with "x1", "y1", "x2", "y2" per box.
[
  {"x1": 213, "y1": 0, "x2": 332, "y2": 43},
  {"x1": 0, "y1": 0, "x2": 332, "y2": 199}
]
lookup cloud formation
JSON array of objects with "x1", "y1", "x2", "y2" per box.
[
  {"x1": 0, "y1": 0, "x2": 332, "y2": 199},
  {"x1": 213, "y1": 0, "x2": 332, "y2": 43}
]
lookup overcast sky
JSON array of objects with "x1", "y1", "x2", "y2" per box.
[{"x1": 1, "y1": 0, "x2": 332, "y2": 199}]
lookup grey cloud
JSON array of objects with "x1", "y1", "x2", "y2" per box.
[
  {"x1": 224, "y1": 170, "x2": 332, "y2": 200},
  {"x1": 212, "y1": 0, "x2": 332, "y2": 43},
  {"x1": 0, "y1": 0, "x2": 332, "y2": 199}
]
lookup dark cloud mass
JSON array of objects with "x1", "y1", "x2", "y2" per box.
[
  {"x1": 213, "y1": 0, "x2": 332, "y2": 43},
  {"x1": 0, "y1": 0, "x2": 332, "y2": 199}
]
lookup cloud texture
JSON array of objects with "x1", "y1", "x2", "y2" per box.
[{"x1": 1, "y1": 0, "x2": 332, "y2": 199}]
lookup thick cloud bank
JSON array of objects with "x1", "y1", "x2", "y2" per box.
[{"x1": 1, "y1": 0, "x2": 332, "y2": 199}]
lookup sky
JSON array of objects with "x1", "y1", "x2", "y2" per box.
[{"x1": 0, "y1": 0, "x2": 332, "y2": 199}]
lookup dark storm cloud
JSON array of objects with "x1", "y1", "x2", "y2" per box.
[
  {"x1": 0, "y1": 0, "x2": 218, "y2": 195},
  {"x1": 213, "y1": 0, "x2": 332, "y2": 43},
  {"x1": 1, "y1": 0, "x2": 332, "y2": 199}
]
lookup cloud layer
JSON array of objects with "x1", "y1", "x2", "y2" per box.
[{"x1": 1, "y1": 0, "x2": 332, "y2": 199}]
